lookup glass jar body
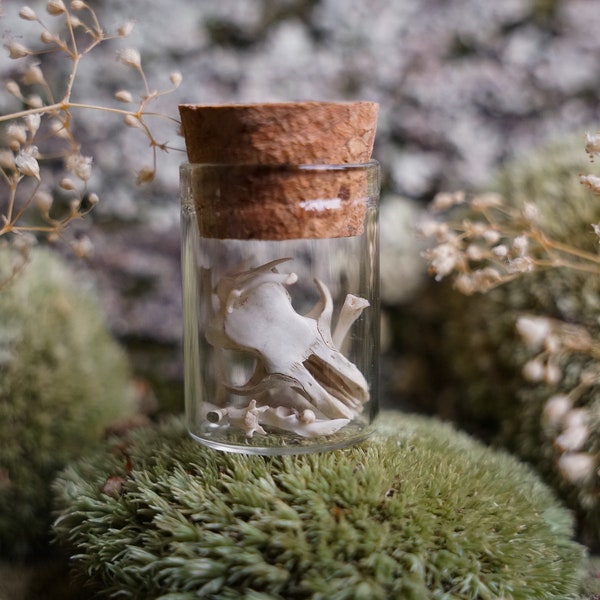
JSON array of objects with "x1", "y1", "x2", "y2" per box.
[{"x1": 180, "y1": 162, "x2": 380, "y2": 454}]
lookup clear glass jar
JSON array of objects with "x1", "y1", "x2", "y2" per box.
[{"x1": 181, "y1": 161, "x2": 380, "y2": 454}]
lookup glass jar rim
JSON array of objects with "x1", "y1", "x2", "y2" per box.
[{"x1": 180, "y1": 159, "x2": 379, "y2": 171}]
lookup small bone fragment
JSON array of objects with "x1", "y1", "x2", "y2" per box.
[
  {"x1": 332, "y1": 294, "x2": 370, "y2": 349},
  {"x1": 260, "y1": 406, "x2": 350, "y2": 438},
  {"x1": 206, "y1": 400, "x2": 269, "y2": 438}
]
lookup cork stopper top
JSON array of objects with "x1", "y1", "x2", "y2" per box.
[
  {"x1": 178, "y1": 101, "x2": 379, "y2": 165},
  {"x1": 178, "y1": 101, "x2": 379, "y2": 240}
]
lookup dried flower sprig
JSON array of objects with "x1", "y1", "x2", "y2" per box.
[
  {"x1": 1, "y1": 1, "x2": 182, "y2": 285},
  {"x1": 420, "y1": 133, "x2": 600, "y2": 489},
  {"x1": 420, "y1": 188, "x2": 600, "y2": 296}
]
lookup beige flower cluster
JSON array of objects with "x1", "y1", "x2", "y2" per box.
[
  {"x1": 421, "y1": 173, "x2": 600, "y2": 298},
  {"x1": 1, "y1": 0, "x2": 181, "y2": 286},
  {"x1": 421, "y1": 191, "x2": 558, "y2": 295}
]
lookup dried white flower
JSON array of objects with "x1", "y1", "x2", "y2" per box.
[
  {"x1": 70, "y1": 0, "x2": 86, "y2": 10},
  {"x1": 19, "y1": 6, "x2": 38, "y2": 21},
  {"x1": 492, "y1": 244, "x2": 508, "y2": 258},
  {"x1": 544, "y1": 362, "x2": 561, "y2": 385},
  {"x1": 465, "y1": 220, "x2": 487, "y2": 237},
  {"x1": 50, "y1": 119, "x2": 69, "y2": 138},
  {"x1": 46, "y1": 0, "x2": 67, "y2": 15},
  {"x1": 521, "y1": 202, "x2": 539, "y2": 223},
  {"x1": 0, "y1": 150, "x2": 16, "y2": 170},
  {"x1": 585, "y1": 131, "x2": 600, "y2": 160},
  {"x1": 556, "y1": 424, "x2": 589, "y2": 453},
  {"x1": 12, "y1": 232, "x2": 37, "y2": 252},
  {"x1": 40, "y1": 31, "x2": 58, "y2": 45},
  {"x1": 482, "y1": 228, "x2": 501, "y2": 245},
  {"x1": 117, "y1": 48, "x2": 141, "y2": 69},
  {"x1": 417, "y1": 218, "x2": 449, "y2": 240},
  {"x1": 7, "y1": 41, "x2": 31, "y2": 59},
  {"x1": 563, "y1": 408, "x2": 588, "y2": 431},
  {"x1": 516, "y1": 316, "x2": 551, "y2": 349},
  {"x1": 544, "y1": 334, "x2": 560, "y2": 354},
  {"x1": 21, "y1": 63, "x2": 46, "y2": 86},
  {"x1": 59, "y1": 177, "x2": 76, "y2": 190},
  {"x1": 6, "y1": 124, "x2": 28, "y2": 148},
  {"x1": 66, "y1": 154, "x2": 93, "y2": 181},
  {"x1": 557, "y1": 452, "x2": 596, "y2": 483},
  {"x1": 169, "y1": 71, "x2": 183, "y2": 87},
  {"x1": 123, "y1": 114, "x2": 140, "y2": 128},
  {"x1": 114, "y1": 90, "x2": 134, "y2": 103},
  {"x1": 543, "y1": 395, "x2": 572, "y2": 429},
  {"x1": 469, "y1": 267, "x2": 502, "y2": 292},
  {"x1": 15, "y1": 146, "x2": 40, "y2": 180},
  {"x1": 466, "y1": 244, "x2": 485, "y2": 261},
  {"x1": 26, "y1": 94, "x2": 43, "y2": 108},
  {"x1": 118, "y1": 21, "x2": 135, "y2": 37},
  {"x1": 454, "y1": 273, "x2": 475, "y2": 295},
  {"x1": 24, "y1": 113, "x2": 41, "y2": 135},
  {"x1": 512, "y1": 235, "x2": 529, "y2": 256},
  {"x1": 580, "y1": 174, "x2": 600, "y2": 195},
  {"x1": 522, "y1": 359, "x2": 546, "y2": 382},
  {"x1": 427, "y1": 242, "x2": 460, "y2": 280},
  {"x1": 507, "y1": 256, "x2": 534, "y2": 274},
  {"x1": 6, "y1": 80, "x2": 22, "y2": 97}
]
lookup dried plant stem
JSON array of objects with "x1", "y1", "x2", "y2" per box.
[{"x1": 0, "y1": 0, "x2": 182, "y2": 280}]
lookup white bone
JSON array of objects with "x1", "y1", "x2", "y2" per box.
[
  {"x1": 260, "y1": 406, "x2": 350, "y2": 438},
  {"x1": 333, "y1": 294, "x2": 370, "y2": 349},
  {"x1": 204, "y1": 402, "x2": 349, "y2": 438},
  {"x1": 205, "y1": 259, "x2": 370, "y2": 436}
]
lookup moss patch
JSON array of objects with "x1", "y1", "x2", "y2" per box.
[
  {"x1": 53, "y1": 412, "x2": 585, "y2": 599},
  {"x1": 0, "y1": 248, "x2": 133, "y2": 558}
]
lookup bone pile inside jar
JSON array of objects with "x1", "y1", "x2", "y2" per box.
[{"x1": 204, "y1": 258, "x2": 370, "y2": 438}]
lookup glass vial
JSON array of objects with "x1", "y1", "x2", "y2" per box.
[{"x1": 181, "y1": 162, "x2": 380, "y2": 454}]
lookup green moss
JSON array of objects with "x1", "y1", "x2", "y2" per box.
[
  {"x1": 0, "y1": 247, "x2": 133, "y2": 558},
  {"x1": 53, "y1": 412, "x2": 585, "y2": 599}
]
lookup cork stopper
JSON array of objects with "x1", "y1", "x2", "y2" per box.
[{"x1": 178, "y1": 102, "x2": 379, "y2": 240}]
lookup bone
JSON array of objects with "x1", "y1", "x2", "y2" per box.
[
  {"x1": 205, "y1": 258, "x2": 370, "y2": 432},
  {"x1": 205, "y1": 402, "x2": 350, "y2": 438},
  {"x1": 260, "y1": 406, "x2": 350, "y2": 438},
  {"x1": 332, "y1": 295, "x2": 370, "y2": 349}
]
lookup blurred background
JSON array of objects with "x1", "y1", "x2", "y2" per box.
[{"x1": 2, "y1": 0, "x2": 600, "y2": 413}]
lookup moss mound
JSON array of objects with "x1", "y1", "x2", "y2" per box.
[
  {"x1": 53, "y1": 412, "x2": 585, "y2": 599},
  {"x1": 0, "y1": 248, "x2": 133, "y2": 558}
]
